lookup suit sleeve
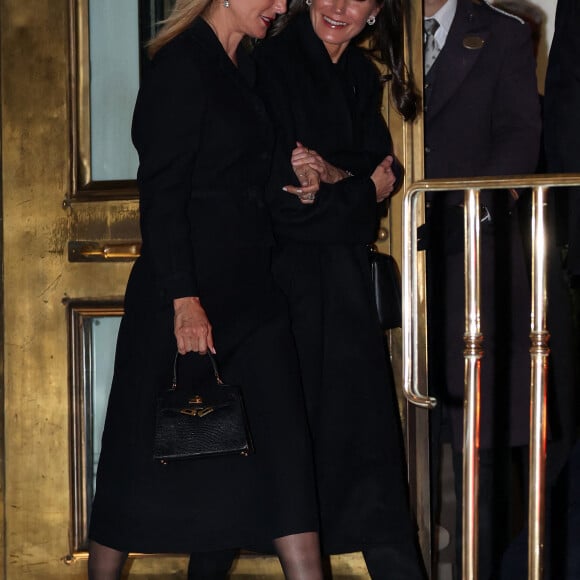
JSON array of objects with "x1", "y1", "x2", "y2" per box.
[
  {"x1": 544, "y1": 0, "x2": 580, "y2": 173},
  {"x1": 544, "y1": 0, "x2": 580, "y2": 275},
  {"x1": 482, "y1": 22, "x2": 541, "y2": 177},
  {"x1": 131, "y1": 48, "x2": 204, "y2": 301}
]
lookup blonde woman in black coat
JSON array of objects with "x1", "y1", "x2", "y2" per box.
[
  {"x1": 254, "y1": 1, "x2": 426, "y2": 577},
  {"x1": 87, "y1": 1, "x2": 326, "y2": 579}
]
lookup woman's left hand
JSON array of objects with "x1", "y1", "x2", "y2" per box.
[
  {"x1": 371, "y1": 155, "x2": 397, "y2": 202},
  {"x1": 291, "y1": 141, "x2": 348, "y2": 185},
  {"x1": 284, "y1": 164, "x2": 320, "y2": 204}
]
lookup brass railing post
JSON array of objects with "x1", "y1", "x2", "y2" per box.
[
  {"x1": 462, "y1": 189, "x2": 482, "y2": 580},
  {"x1": 528, "y1": 186, "x2": 550, "y2": 580}
]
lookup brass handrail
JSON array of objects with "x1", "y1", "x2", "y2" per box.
[{"x1": 402, "y1": 173, "x2": 580, "y2": 580}]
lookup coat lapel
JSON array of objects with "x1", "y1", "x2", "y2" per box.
[
  {"x1": 188, "y1": 19, "x2": 257, "y2": 93},
  {"x1": 293, "y1": 14, "x2": 354, "y2": 145},
  {"x1": 426, "y1": 0, "x2": 490, "y2": 121}
]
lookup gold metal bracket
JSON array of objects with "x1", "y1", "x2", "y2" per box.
[{"x1": 68, "y1": 240, "x2": 141, "y2": 262}]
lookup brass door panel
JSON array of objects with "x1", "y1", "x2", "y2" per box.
[
  {"x1": 0, "y1": 0, "x2": 426, "y2": 578},
  {"x1": 381, "y1": 0, "x2": 430, "y2": 572}
]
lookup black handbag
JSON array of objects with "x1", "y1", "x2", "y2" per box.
[
  {"x1": 153, "y1": 352, "x2": 253, "y2": 462},
  {"x1": 368, "y1": 244, "x2": 402, "y2": 330}
]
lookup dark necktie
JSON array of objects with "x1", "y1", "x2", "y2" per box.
[{"x1": 424, "y1": 18, "x2": 441, "y2": 75}]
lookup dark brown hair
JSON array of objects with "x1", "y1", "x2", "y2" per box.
[{"x1": 270, "y1": 0, "x2": 420, "y2": 121}]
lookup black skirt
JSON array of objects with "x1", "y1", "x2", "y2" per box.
[
  {"x1": 272, "y1": 242, "x2": 417, "y2": 554},
  {"x1": 89, "y1": 245, "x2": 319, "y2": 553}
]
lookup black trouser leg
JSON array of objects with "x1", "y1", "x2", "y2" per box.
[
  {"x1": 452, "y1": 449, "x2": 512, "y2": 580},
  {"x1": 363, "y1": 541, "x2": 427, "y2": 580},
  {"x1": 187, "y1": 549, "x2": 238, "y2": 580}
]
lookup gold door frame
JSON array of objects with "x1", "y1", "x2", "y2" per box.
[{"x1": 382, "y1": 0, "x2": 431, "y2": 570}]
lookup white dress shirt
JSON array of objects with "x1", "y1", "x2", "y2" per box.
[{"x1": 425, "y1": 0, "x2": 458, "y2": 51}]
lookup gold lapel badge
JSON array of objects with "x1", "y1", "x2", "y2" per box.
[{"x1": 463, "y1": 35, "x2": 485, "y2": 50}]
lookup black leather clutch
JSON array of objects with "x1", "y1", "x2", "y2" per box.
[
  {"x1": 153, "y1": 352, "x2": 253, "y2": 462},
  {"x1": 368, "y1": 244, "x2": 402, "y2": 330}
]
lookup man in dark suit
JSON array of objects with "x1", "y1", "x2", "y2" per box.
[{"x1": 420, "y1": 0, "x2": 541, "y2": 577}]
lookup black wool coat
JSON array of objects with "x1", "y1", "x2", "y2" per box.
[
  {"x1": 255, "y1": 14, "x2": 418, "y2": 555},
  {"x1": 422, "y1": 0, "x2": 542, "y2": 451},
  {"x1": 89, "y1": 18, "x2": 318, "y2": 554}
]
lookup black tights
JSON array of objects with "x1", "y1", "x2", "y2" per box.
[
  {"x1": 187, "y1": 549, "x2": 237, "y2": 579},
  {"x1": 186, "y1": 540, "x2": 427, "y2": 580},
  {"x1": 88, "y1": 541, "x2": 128, "y2": 580}
]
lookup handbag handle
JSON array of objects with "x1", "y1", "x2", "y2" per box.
[{"x1": 171, "y1": 351, "x2": 224, "y2": 391}]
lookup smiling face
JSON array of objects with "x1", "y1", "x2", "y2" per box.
[{"x1": 309, "y1": 0, "x2": 381, "y2": 62}]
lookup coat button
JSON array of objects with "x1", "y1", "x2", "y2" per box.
[{"x1": 425, "y1": 146, "x2": 431, "y2": 154}]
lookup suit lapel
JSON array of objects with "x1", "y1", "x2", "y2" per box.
[{"x1": 426, "y1": 0, "x2": 489, "y2": 121}]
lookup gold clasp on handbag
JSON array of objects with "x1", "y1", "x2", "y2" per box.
[
  {"x1": 181, "y1": 395, "x2": 215, "y2": 417},
  {"x1": 180, "y1": 405, "x2": 215, "y2": 417}
]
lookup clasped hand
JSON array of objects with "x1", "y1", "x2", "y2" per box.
[
  {"x1": 371, "y1": 155, "x2": 397, "y2": 202},
  {"x1": 283, "y1": 141, "x2": 396, "y2": 204}
]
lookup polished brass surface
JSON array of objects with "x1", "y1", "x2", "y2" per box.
[
  {"x1": 402, "y1": 173, "x2": 580, "y2": 580},
  {"x1": 68, "y1": 240, "x2": 142, "y2": 261},
  {"x1": 401, "y1": 189, "x2": 437, "y2": 409},
  {"x1": 63, "y1": 552, "x2": 371, "y2": 578},
  {"x1": 462, "y1": 190, "x2": 482, "y2": 580},
  {"x1": 385, "y1": 0, "x2": 432, "y2": 571},
  {"x1": 528, "y1": 186, "x2": 549, "y2": 580},
  {"x1": 1, "y1": 1, "x2": 140, "y2": 576}
]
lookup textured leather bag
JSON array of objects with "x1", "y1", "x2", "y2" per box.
[
  {"x1": 368, "y1": 244, "x2": 402, "y2": 330},
  {"x1": 153, "y1": 352, "x2": 253, "y2": 462}
]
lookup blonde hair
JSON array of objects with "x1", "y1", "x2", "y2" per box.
[{"x1": 148, "y1": 0, "x2": 213, "y2": 58}]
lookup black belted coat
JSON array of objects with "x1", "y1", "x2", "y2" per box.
[
  {"x1": 255, "y1": 13, "x2": 417, "y2": 554},
  {"x1": 89, "y1": 18, "x2": 318, "y2": 554}
]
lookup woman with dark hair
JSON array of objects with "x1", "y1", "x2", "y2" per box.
[
  {"x1": 86, "y1": 0, "x2": 326, "y2": 578},
  {"x1": 254, "y1": 0, "x2": 426, "y2": 577}
]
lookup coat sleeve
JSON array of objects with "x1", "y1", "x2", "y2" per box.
[
  {"x1": 482, "y1": 21, "x2": 541, "y2": 177},
  {"x1": 131, "y1": 47, "x2": 204, "y2": 301},
  {"x1": 257, "y1": 55, "x2": 384, "y2": 244}
]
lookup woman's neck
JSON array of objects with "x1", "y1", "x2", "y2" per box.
[{"x1": 203, "y1": 9, "x2": 244, "y2": 63}]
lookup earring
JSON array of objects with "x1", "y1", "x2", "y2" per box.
[
  {"x1": 367, "y1": 14, "x2": 376, "y2": 25},
  {"x1": 305, "y1": 0, "x2": 312, "y2": 6},
  {"x1": 223, "y1": 0, "x2": 230, "y2": 7}
]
